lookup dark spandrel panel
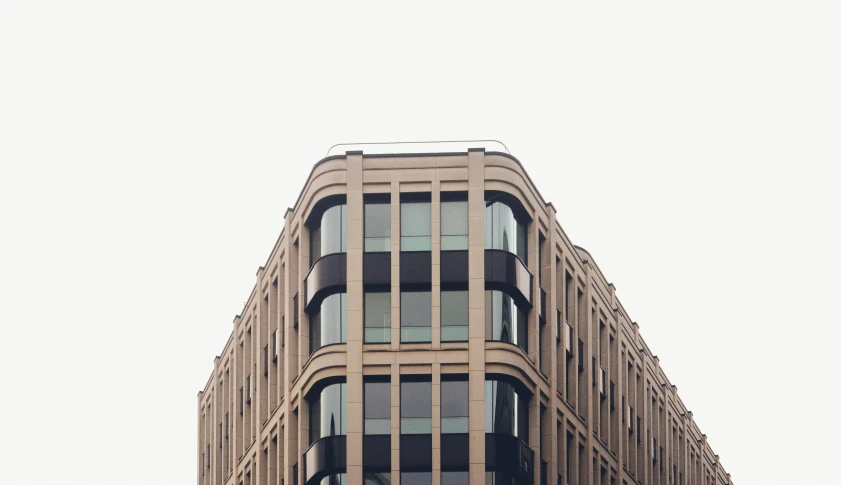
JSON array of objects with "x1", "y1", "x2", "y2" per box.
[
  {"x1": 440, "y1": 251, "x2": 468, "y2": 284},
  {"x1": 305, "y1": 253, "x2": 347, "y2": 312},
  {"x1": 400, "y1": 251, "x2": 432, "y2": 285},
  {"x1": 363, "y1": 252, "x2": 391, "y2": 285},
  {"x1": 440, "y1": 381, "x2": 468, "y2": 418},
  {"x1": 362, "y1": 435, "x2": 392, "y2": 471},
  {"x1": 440, "y1": 434, "x2": 469, "y2": 471},
  {"x1": 401, "y1": 381, "x2": 431, "y2": 418},
  {"x1": 484, "y1": 249, "x2": 532, "y2": 308},
  {"x1": 400, "y1": 292, "x2": 431, "y2": 327},
  {"x1": 303, "y1": 435, "x2": 347, "y2": 485},
  {"x1": 400, "y1": 434, "x2": 433, "y2": 471},
  {"x1": 364, "y1": 381, "x2": 391, "y2": 420}
]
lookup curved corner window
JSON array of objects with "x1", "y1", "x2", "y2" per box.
[
  {"x1": 311, "y1": 292, "x2": 347, "y2": 353},
  {"x1": 309, "y1": 382, "x2": 347, "y2": 443},
  {"x1": 484, "y1": 379, "x2": 529, "y2": 440},
  {"x1": 311, "y1": 204, "x2": 347, "y2": 263},
  {"x1": 484, "y1": 201, "x2": 527, "y2": 262},
  {"x1": 485, "y1": 291, "x2": 528, "y2": 352}
]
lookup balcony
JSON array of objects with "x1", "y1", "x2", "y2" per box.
[
  {"x1": 485, "y1": 249, "x2": 532, "y2": 308},
  {"x1": 485, "y1": 433, "x2": 535, "y2": 485},
  {"x1": 303, "y1": 435, "x2": 346, "y2": 485}
]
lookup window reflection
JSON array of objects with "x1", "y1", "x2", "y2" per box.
[
  {"x1": 401, "y1": 201, "x2": 431, "y2": 251},
  {"x1": 310, "y1": 382, "x2": 347, "y2": 443},
  {"x1": 485, "y1": 201, "x2": 526, "y2": 262},
  {"x1": 311, "y1": 292, "x2": 347, "y2": 353},
  {"x1": 485, "y1": 380, "x2": 529, "y2": 440},
  {"x1": 485, "y1": 291, "x2": 528, "y2": 352},
  {"x1": 311, "y1": 204, "x2": 347, "y2": 263}
]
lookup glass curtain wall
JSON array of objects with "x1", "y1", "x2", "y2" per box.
[{"x1": 485, "y1": 201, "x2": 526, "y2": 262}]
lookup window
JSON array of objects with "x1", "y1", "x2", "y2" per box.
[
  {"x1": 310, "y1": 204, "x2": 347, "y2": 263},
  {"x1": 309, "y1": 382, "x2": 347, "y2": 443},
  {"x1": 485, "y1": 290, "x2": 528, "y2": 352},
  {"x1": 364, "y1": 380, "x2": 391, "y2": 435},
  {"x1": 401, "y1": 473, "x2": 432, "y2": 485},
  {"x1": 401, "y1": 200, "x2": 431, "y2": 251},
  {"x1": 364, "y1": 473, "x2": 391, "y2": 485},
  {"x1": 565, "y1": 322, "x2": 573, "y2": 355},
  {"x1": 364, "y1": 292, "x2": 391, "y2": 343},
  {"x1": 441, "y1": 290, "x2": 468, "y2": 342},
  {"x1": 441, "y1": 472, "x2": 468, "y2": 485},
  {"x1": 310, "y1": 292, "x2": 347, "y2": 352},
  {"x1": 401, "y1": 291, "x2": 431, "y2": 343},
  {"x1": 263, "y1": 345, "x2": 269, "y2": 377},
  {"x1": 485, "y1": 200, "x2": 527, "y2": 262},
  {"x1": 485, "y1": 379, "x2": 529, "y2": 440},
  {"x1": 365, "y1": 201, "x2": 391, "y2": 252},
  {"x1": 272, "y1": 329, "x2": 278, "y2": 362},
  {"x1": 440, "y1": 199, "x2": 468, "y2": 250},
  {"x1": 246, "y1": 375, "x2": 252, "y2": 404},
  {"x1": 401, "y1": 380, "x2": 432, "y2": 434},
  {"x1": 440, "y1": 379, "x2": 468, "y2": 433}
]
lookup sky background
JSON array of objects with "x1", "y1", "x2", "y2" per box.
[{"x1": 1, "y1": 1, "x2": 840, "y2": 483}]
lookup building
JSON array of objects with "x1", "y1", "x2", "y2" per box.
[{"x1": 197, "y1": 147, "x2": 732, "y2": 485}]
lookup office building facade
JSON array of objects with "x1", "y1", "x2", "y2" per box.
[{"x1": 197, "y1": 148, "x2": 732, "y2": 485}]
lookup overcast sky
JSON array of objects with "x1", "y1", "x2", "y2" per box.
[{"x1": 1, "y1": 1, "x2": 839, "y2": 483}]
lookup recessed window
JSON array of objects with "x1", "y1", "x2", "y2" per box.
[
  {"x1": 271, "y1": 329, "x2": 278, "y2": 362},
  {"x1": 485, "y1": 379, "x2": 529, "y2": 440},
  {"x1": 311, "y1": 292, "x2": 347, "y2": 353},
  {"x1": 364, "y1": 380, "x2": 391, "y2": 435},
  {"x1": 401, "y1": 201, "x2": 431, "y2": 251},
  {"x1": 485, "y1": 290, "x2": 528, "y2": 352},
  {"x1": 365, "y1": 202, "x2": 391, "y2": 252},
  {"x1": 441, "y1": 379, "x2": 468, "y2": 433},
  {"x1": 484, "y1": 200, "x2": 527, "y2": 262},
  {"x1": 441, "y1": 200, "x2": 468, "y2": 251},
  {"x1": 364, "y1": 292, "x2": 391, "y2": 343},
  {"x1": 310, "y1": 204, "x2": 347, "y2": 262},
  {"x1": 309, "y1": 382, "x2": 347, "y2": 444},
  {"x1": 401, "y1": 380, "x2": 432, "y2": 434},
  {"x1": 441, "y1": 290, "x2": 468, "y2": 342},
  {"x1": 401, "y1": 291, "x2": 431, "y2": 343}
]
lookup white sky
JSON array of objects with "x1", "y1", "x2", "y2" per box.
[{"x1": 1, "y1": 1, "x2": 839, "y2": 483}]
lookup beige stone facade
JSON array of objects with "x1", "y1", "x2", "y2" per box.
[{"x1": 197, "y1": 149, "x2": 732, "y2": 485}]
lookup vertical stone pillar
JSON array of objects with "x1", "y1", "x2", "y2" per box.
[{"x1": 466, "y1": 148, "x2": 486, "y2": 485}]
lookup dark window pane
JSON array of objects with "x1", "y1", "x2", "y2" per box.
[{"x1": 485, "y1": 380, "x2": 528, "y2": 440}]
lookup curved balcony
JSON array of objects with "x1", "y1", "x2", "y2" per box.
[
  {"x1": 485, "y1": 249, "x2": 532, "y2": 308},
  {"x1": 304, "y1": 435, "x2": 347, "y2": 485},
  {"x1": 304, "y1": 253, "x2": 347, "y2": 312},
  {"x1": 485, "y1": 433, "x2": 535, "y2": 485}
]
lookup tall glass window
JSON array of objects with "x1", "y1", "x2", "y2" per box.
[
  {"x1": 441, "y1": 290, "x2": 468, "y2": 342},
  {"x1": 485, "y1": 291, "x2": 528, "y2": 352},
  {"x1": 364, "y1": 473, "x2": 391, "y2": 485},
  {"x1": 485, "y1": 380, "x2": 529, "y2": 440},
  {"x1": 365, "y1": 202, "x2": 391, "y2": 252},
  {"x1": 401, "y1": 201, "x2": 431, "y2": 251},
  {"x1": 309, "y1": 382, "x2": 347, "y2": 443},
  {"x1": 401, "y1": 291, "x2": 431, "y2": 343},
  {"x1": 441, "y1": 379, "x2": 468, "y2": 433},
  {"x1": 401, "y1": 380, "x2": 432, "y2": 434},
  {"x1": 310, "y1": 204, "x2": 347, "y2": 263},
  {"x1": 364, "y1": 292, "x2": 391, "y2": 343},
  {"x1": 311, "y1": 292, "x2": 347, "y2": 353},
  {"x1": 485, "y1": 201, "x2": 526, "y2": 262},
  {"x1": 364, "y1": 380, "x2": 391, "y2": 435},
  {"x1": 441, "y1": 200, "x2": 468, "y2": 251}
]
